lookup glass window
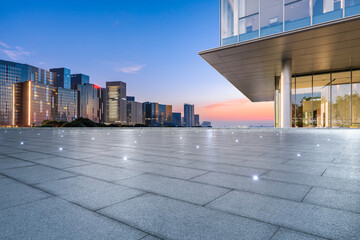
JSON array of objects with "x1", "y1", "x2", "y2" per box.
[
  {"x1": 313, "y1": 0, "x2": 343, "y2": 24},
  {"x1": 345, "y1": 0, "x2": 360, "y2": 16},
  {"x1": 285, "y1": 0, "x2": 311, "y2": 31},
  {"x1": 331, "y1": 71, "x2": 351, "y2": 127},
  {"x1": 313, "y1": 73, "x2": 331, "y2": 127},
  {"x1": 352, "y1": 70, "x2": 360, "y2": 126},
  {"x1": 221, "y1": 0, "x2": 238, "y2": 45},
  {"x1": 238, "y1": 0, "x2": 259, "y2": 41},
  {"x1": 291, "y1": 77, "x2": 296, "y2": 127},
  {"x1": 295, "y1": 75, "x2": 313, "y2": 127},
  {"x1": 260, "y1": 0, "x2": 283, "y2": 37}
]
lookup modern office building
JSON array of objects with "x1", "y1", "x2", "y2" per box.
[
  {"x1": 200, "y1": 0, "x2": 360, "y2": 127},
  {"x1": 201, "y1": 121, "x2": 212, "y2": 128},
  {"x1": 75, "y1": 83, "x2": 101, "y2": 123},
  {"x1": 56, "y1": 88, "x2": 78, "y2": 122},
  {"x1": 194, "y1": 114, "x2": 200, "y2": 127},
  {"x1": 165, "y1": 105, "x2": 173, "y2": 126},
  {"x1": 0, "y1": 60, "x2": 57, "y2": 126},
  {"x1": 143, "y1": 102, "x2": 159, "y2": 126},
  {"x1": 71, "y1": 74, "x2": 90, "y2": 90},
  {"x1": 126, "y1": 96, "x2": 135, "y2": 101},
  {"x1": 50, "y1": 68, "x2": 71, "y2": 89},
  {"x1": 172, "y1": 112, "x2": 182, "y2": 126},
  {"x1": 184, "y1": 104, "x2": 195, "y2": 127},
  {"x1": 105, "y1": 81, "x2": 127, "y2": 124},
  {"x1": 126, "y1": 97, "x2": 144, "y2": 126}
]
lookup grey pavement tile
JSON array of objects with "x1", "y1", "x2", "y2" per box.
[
  {"x1": 0, "y1": 178, "x2": 50, "y2": 210},
  {"x1": 333, "y1": 154, "x2": 360, "y2": 164},
  {"x1": 271, "y1": 228, "x2": 326, "y2": 240},
  {"x1": 30, "y1": 157, "x2": 89, "y2": 169},
  {"x1": 237, "y1": 160, "x2": 327, "y2": 175},
  {"x1": 207, "y1": 190, "x2": 360, "y2": 240},
  {"x1": 124, "y1": 162, "x2": 207, "y2": 180},
  {"x1": 323, "y1": 167, "x2": 360, "y2": 180},
  {"x1": 6, "y1": 152, "x2": 52, "y2": 161},
  {"x1": 192, "y1": 172, "x2": 310, "y2": 201},
  {"x1": 131, "y1": 154, "x2": 195, "y2": 166},
  {"x1": 140, "y1": 235, "x2": 161, "y2": 240},
  {"x1": 36, "y1": 176, "x2": 144, "y2": 210},
  {"x1": 81, "y1": 155, "x2": 144, "y2": 167},
  {"x1": 185, "y1": 161, "x2": 268, "y2": 177},
  {"x1": 117, "y1": 174, "x2": 229, "y2": 205},
  {"x1": 51, "y1": 151, "x2": 99, "y2": 159},
  {"x1": 303, "y1": 187, "x2": 360, "y2": 213},
  {"x1": 263, "y1": 170, "x2": 360, "y2": 193},
  {"x1": 0, "y1": 157, "x2": 34, "y2": 169},
  {"x1": 0, "y1": 165, "x2": 76, "y2": 184},
  {"x1": 99, "y1": 194, "x2": 277, "y2": 240},
  {"x1": 66, "y1": 164, "x2": 143, "y2": 182},
  {"x1": 0, "y1": 197, "x2": 146, "y2": 240}
]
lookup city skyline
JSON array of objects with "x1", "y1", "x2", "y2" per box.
[{"x1": 0, "y1": 0, "x2": 274, "y2": 127}]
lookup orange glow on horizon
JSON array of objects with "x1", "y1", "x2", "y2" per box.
[{"x1": 196, "y1": 98, "x2": 274, "y2": 122}]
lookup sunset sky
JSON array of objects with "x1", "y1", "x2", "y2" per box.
[{"x1": 0, "y1": 0, "x2": 274, "y2": 127}]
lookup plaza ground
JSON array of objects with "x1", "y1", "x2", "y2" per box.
[{"x1": 0, "y1": 128, "x2": 359, "y2": 239}]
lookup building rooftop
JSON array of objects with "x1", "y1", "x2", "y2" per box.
[{"x1": 0, "y1": 128, "x2": 359, "y2": 239}]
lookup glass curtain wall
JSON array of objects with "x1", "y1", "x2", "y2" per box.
[
  {"x1": 352, "y1": 70, "x2": 360, "y2": 126},
  {"x1": 313, "y1": 73, "x2": 331, "y2": 127},
  {"x1": 285, "y1": 0, "x2": 311, "y2": 31},
  {"x1": 331, "y1": 71, "x2": 351, "y2": 127},
  {"x1": 221, "y1": 0, "x2": 238, "y2": 45},
  {"x1": 260, "y1": 0, "x2": 283, "y2": 36},
  {"x1": 291, "y1": 70, "x2": 359, "y2": 128},
  {"x1": 312, "y1": 0, "x2": 343, "y2": 24},
  {"x1": 346, "y1": 0, "x2": 360, "y2": 16},
  {"x1": 221, "y1": 0, "x2": 359, "y2": 46},
  {"x1": 238, "y1": 0, "x2": 259, "y2": 41}
]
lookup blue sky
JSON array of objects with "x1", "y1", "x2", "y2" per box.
[{"x1": 0, "y1": 0, "x2": 274, "y2": 127}]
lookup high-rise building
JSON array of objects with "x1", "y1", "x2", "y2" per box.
[
  {"x1": 50, "y1": 68, "x2": 71, "y2": 89},
  {"x1": 200, "y1": 1, "x2": 360, "y2": 128},
  {"x1": 71, "y1": 74, "x2": 89, "y2": 90},
  {"x1": 56, "y1": 88, "x2": 78, "y2": 122},
  {"x1": 105, "y1": 81, "x2": 127, "y2": 124},
  {"x1": 0, "y1": 60, "x2": 56, "y2": 126},
  {"x1": 165, "y1": 105, "x2": 173, "y2": 126},
  {"x1": 172, "y1": 112, "x2": 182, "y2": 126},
  {"x1": 75, "y1": 83, "x2": 101, "y2": 123},
  {"x1": 194, "y1": 114, "x2": 200, "y2": 127},
  {"x1": 126, "y1": 96, "x2": 135, "y2": 101},
  {"x1": 158, "y1": 104, "x2": 166, "y2": 126},
  {"x1": 127, "y1": 100, "x2": 143, "y2": 126},
  {"x1": 143, "y1": 102, "x2": 159, "y2": 126},
  {"x1": 184, "y1": 104, "x2": 195, "y2": 127}
]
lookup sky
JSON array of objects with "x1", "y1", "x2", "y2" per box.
[{"x1": 0, "y1": 0, "x2": 274, "y2": 127}]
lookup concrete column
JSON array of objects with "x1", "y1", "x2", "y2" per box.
[{"x1": 280, "y1": 59, "x2": 292, "y2": 128}]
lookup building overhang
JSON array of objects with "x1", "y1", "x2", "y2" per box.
[{"x1": 199, "y1": 16, "x2": 360, "y2": 102}]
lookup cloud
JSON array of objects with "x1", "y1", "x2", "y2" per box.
[
  {"x1": 0, "y1": 41, "x2": 10, "y2": 48},
  {"x1": 204, "y1": 98, "x2": 249, "y2": 109},
  {"x1": 1, "y1": 46, "x2": 31, "y2": 61},
  {"x1": 115, "y1": 64, "x2": 146, "y2": 74}
]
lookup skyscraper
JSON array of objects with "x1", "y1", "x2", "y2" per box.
[
  {"x1": 76, "y1": 83, "x2": 101, "y2": 123},
  {"x1": 50, "y1": 68, "x2": 71, "y2": 89},
  {"x1": 105, "y1": 81, "x2": 127, "y2": 124},
  {"x1": 71, "y1": 74, "x2": 90, "y2": 90},
  {"x1": 143, "y1": 102, "x2": 159, "y2": 126},
  {"x1": 172, "y1": 112, "x2": 182, "y2": 127},
  {"x1": 194, "y1": 114, "x2": 200, "y2": 127},
  {"x1": 165, "y1": 105, "x2": 173, "y2": 126},
  {"x1": 56, "y1": 88, "x2": 78, "y2": 122},
  {"x1": 200, "y1": 1, "x2": 360, "y2": 128},
  {"x1": 126, "y1": 97, "x2": 144, "y2": 126},
  {"x1": 184, "y1": 104, "x2": 194, "y2": 127}
]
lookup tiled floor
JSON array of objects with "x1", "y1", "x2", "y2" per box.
[{"x1": 0, "y1": 128, "x2": 360, "y2": 240}]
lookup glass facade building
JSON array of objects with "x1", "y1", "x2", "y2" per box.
[
  {"x1": 71, "y1": 74, "x2": 90, "y2": 90},
  {"x1": 221, "y1": 0, "x2": 360, "y2": 46},
  {"x1": 172, "y1": 113, "x2": 182, "y2": 127},
  {"x1": 50, "y1": 68, "x2": 71, "y2": 89},
  {"x1": 56, "y1": 88, "x2": 78, "y2": 122},
  {"x1": 184, "y1": 104, "x2": 195, "y2": 127},
  {"x1": 276, "y1": 69, "x2": 360, "y2": 127},
  {"x1": 105, "y1": 81, "x2": 127, "y2": 124},
  {"x1": 76, "y1": 83, "x2": 100, "y2": 123}
]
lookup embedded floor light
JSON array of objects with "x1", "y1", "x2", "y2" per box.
[
  {"x1": 297, "y1": 153, "x2": 301, "y2": 157},
  {"x1": 59, "y1": 147, "x2": 63, "y2": 151},
  {"x1": 196, "y1": 145, "x2": 200, "y2": 149},
  {"x1": 20, "y1": 142, "x2": 24, "y2": 145},
  {"x1": 252, "y1": 175, "x2": 259, "y2": 181},
  {"x1": 236, "y1": 139, "x2": 239, "y2": 142},
  {"x1": 92, "y1": 137, "x2": 95, "y2": 140},
  {"x1": 123, "y1": 157, "x2": 128, "y2": 160}
]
